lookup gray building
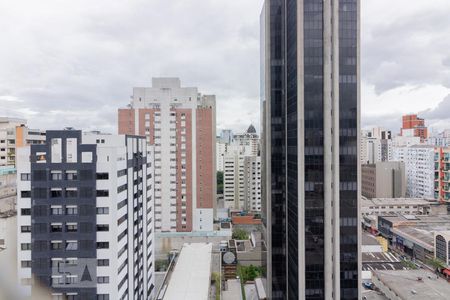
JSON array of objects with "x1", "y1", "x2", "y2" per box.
[
  {"x1": 261, "y1": 0, "x2": 360, "y2": 299},
  {"x1": 361, "y1": 162, "x2": 406, "y2": 198}
]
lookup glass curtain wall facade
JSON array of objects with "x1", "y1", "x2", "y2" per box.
[{"x1": 261, "y1": 0, "x2": 359, "y2": 299}]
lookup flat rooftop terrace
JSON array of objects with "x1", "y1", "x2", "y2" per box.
[{"x1": 373, "y1": 269, "x2": 450, "y2": 300}]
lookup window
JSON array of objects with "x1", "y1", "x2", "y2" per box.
[
  {"x1": 65, "y1": 188, "x2": 78, "y2": 198},
  {"x1": 21, "y1": 208, "x2": 31, "y2": 215},
  {"x1": 21, "y1": 191, "x2": 31, "y2": 198},
  {"x1": 51, "y1": 241, "x2": 63, "y2": 250},
  {"x1": 66, "y1": 138, "x2": 77, "y2": 163},
  {"x1": 51, "y1": 276, "x2": 64, "y2": 285},
  {"x1": 66, "y1": 171, "x2": 78, "y2": 181},
  {"x1": 96, "y1": 207, "x2": 109, "y2": 215},
  {"x1": 97, "y1": 259, "x2": 109, "y2": 266},
  {"x1": 67, "y1": 295, "x2": 78, "y2": 300},
  {"x1": 65, "y1": 275, "x2": 78, "y2": 284},
  {"x1": 96, "y1": 173, "x2": 109, "y2": 180},
  {"x1": 21, "y1": 260, "x2": 32, "y2": 268},
  {"x1": 51, "y1": 224, "x2": 62, "y2": 233},
  {"x1": 66, "y1": 223, "x2": 78, "y2": 232},
  {"x1": 21, "y1": 225, "x2": 31, "y2": 233},
  {"x1": 66, "y1": 258, "x2": 78, "y2": 266},
  {"x1": 21, "y1": 173, "x2": 31, "y2": 181},
  {"x1": 51, "y1": 206, "x2": 63, "y2": 215},
  {"x1": 117, "y1": 169, "x2": 126, "y2": 177},
  {"x1": 96, "y1": 190, "x2": 109, "y2": 197},
  {"x1": 21, "y1": 243, "x2": 32, "y2": 250},
  {"x1": 82, "y1": 152, "x2": 93, "y2": 163},
  {"x1": 50, "y1": 189, "x2": 62, "y2": 198},
  {"x1": 97, "y1": 276, "x2": 110, "y2": 284},
  {"x1": 96, "y1": 225, "x2": 109, "y2": 232},
  {"x1": 66, "y1": 206, "x2": 78, "y2": 215},
  {"x1": 51, "y1": 258, "x2": 63, "y2": 268},
  {"x1": 51, "y1": 171, "x2": 63, "y2": 181},
  {"x1": 97, "y1": 242, "x2": 109, "y2": 249},
  {"x1": 97, "y1": 295, "x2": 110, "y2": 300},
  {"x1": 66, "y1": 241, "x2": 78, "y2": 251}
]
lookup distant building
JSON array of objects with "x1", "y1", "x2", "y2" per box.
[
  {"x1": 392, "y1": 145, "x2": 435, "y2": 199},
  {"x1": 222, "y1": 125, "x2": 261, "y2": 212},
  {"x1": 401, "y1": 114, "x2": 428, "y2": 141},
  {"x1": 0, "y1": 118, "x2": 45, "y2": 166},
  {"x1": 434, "y1": 147, "x2": 450, "y2": 202},
  {"x1": 361, "y1": 128, "x2": 393, "y2": 164},
  {"x1": 243, "y1": 156, "x2": 261, "y2": 212},
  {"x1": 216, "y1": 140, "x2": 227, "y2": 172},
  {"x1": 361, "y1": 162, "x2": 406, "y2": 198},
  {"x1": 361, "y1": 196, "x2": 444, "y2": 217},
  {"x1": 118, "y1": 78, "x2": 216, "y2": 232},
  {"x1": 219, "y1": 129, "x2": 234, "y2": 144},
  {"x1": 16, "y1": 130, "x2": 155, "y2": 299}
]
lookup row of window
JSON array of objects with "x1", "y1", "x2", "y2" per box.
[
  {"x1": 21, "y1": 188, "x2": 109, "y2": 199},
  {"x1": 20, "y1": 241, "x2": 109, "y2": 250},
  {"x1": 20, "y1": 206, "x2": 109, "y2": 216}
]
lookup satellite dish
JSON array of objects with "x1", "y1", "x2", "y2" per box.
[{"x1": 223, "y1": 251, "x2": 236, "y2": 265}]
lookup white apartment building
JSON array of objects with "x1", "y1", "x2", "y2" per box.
[
  {"x1": 223, "y1": 155, "x2": 245, "y2": 210},
  {"x1": 16, "y1": 130, "x2": 155, "y2": 299},
  {"x1": 119, "y1": 78, "x2": 215, "y2": 232},
  {"x1": 233, "y1": 124, "x2": 259, "y2": 156},
  {"x1": 223, "y1": 125, "x2": 261, "y2": 212},
  {"x1": 243, "y1": 156, "x2": 262, "y2": 212},
  {"x1": 0, "y1": 118, "x2": 45, "y2": 166},
  {"x1": 216, "y1": 140, "x2": 227, "y2": 172},
  {"x1": 392, "y1": 145, "x2": 435, "y2": 198}
]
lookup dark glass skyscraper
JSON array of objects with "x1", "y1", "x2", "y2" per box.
[{"x1": 261, "y1": 0, "x2": 360, "y2": 299}]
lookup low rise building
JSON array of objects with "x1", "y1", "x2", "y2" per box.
[
  {"x1": 372, "y1": 269, "x2": 450, "y2": 300},
  {"x1": 361, "y1": 197, "x2": 445, "y2": 217},
  {"x1": 378, "y1": 214, "x2": 450, "y2": 263}
]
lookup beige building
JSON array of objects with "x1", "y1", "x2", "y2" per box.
[
  {"x1": 0, "y1": 118, "x2": 45, "y2": 166},
  {"x1": 362, "y1": 162, "x2": 406, "y2": 198}
]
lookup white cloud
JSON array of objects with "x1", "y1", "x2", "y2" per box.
[{"x1": 0, "y1": 0, "x2": 449, "y2": 135}]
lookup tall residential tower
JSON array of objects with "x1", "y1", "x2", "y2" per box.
[
  {"x1": 118, "y1": 78, "x2": 216, "y2": 232},
  {"x1": 261, "y1": 1, "x2": 360, "y2": 299}
]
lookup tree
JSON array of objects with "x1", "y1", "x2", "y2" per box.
[
  {"x1": 238, "y1": 265, "x2": 263, "y2": 282},
  {"x1": 232, "y1": 228, "x2": 249, "y2": 240},
  {"x1": 217, "y1": 171, "x2": 224, "y2": 194}
]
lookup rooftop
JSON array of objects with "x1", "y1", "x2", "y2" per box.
[
  {"x1": 163, "y1": 243, "x2": 212, "y2": 300},
  {"x1": 373, "y1": 269, "x2": 450, "y2": 299},
  {"x1": 361, "y1": 197, "x2": 437, "y2": 207}
]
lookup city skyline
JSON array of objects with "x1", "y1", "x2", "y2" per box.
[{"x1": 1, "y1": 0, "x2": 450, "y2": 134}]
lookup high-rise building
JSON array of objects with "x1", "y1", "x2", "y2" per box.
[
  {"x1": 400, "y1": 114, "x2": 428, "y2": 141},
  {"x1": 361, "y1": 162, "x2": 406, "y2": 199},
  {"x1": 434, "y1": 147, "x2": 450, "y2": 202},
  {"x1": 393, "y1": 145, "x2": 435, "y2": 199},
  {"x1": 261, "y1": 0, "x2": 360, "y2": 299},
  {"x1": 118, "y1": 78, "x2": 216, "y2": 232},
  {"x1": 243, "y1": 156, "x2": 262, "y2": 212},
  {"x1": 219, "y1": 129, "x2": 234, "y2": 144},
  {"x1": 222, "y1": 125, "x2": 261, "y2": 212},
  {"x1": 0, "y1": 117, "x2": 45, "y2": 166},
  {"x1": 16, "y1": 130, "x2": 155, "y2": 299}
]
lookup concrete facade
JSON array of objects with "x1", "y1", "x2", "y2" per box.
[
  {"x1": 16, "y1": 130, "x2": 155, "y2": 299},
  {"x1": 118, "y1": 78, "x2": 216, "y2": 232},
  {"x1": 361, "y1": 162, "x2": 406, "y2": 198}
]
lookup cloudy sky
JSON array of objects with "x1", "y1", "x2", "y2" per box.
[{"x1": 1, "y1": 0, "x2": 450, "y2": 135}]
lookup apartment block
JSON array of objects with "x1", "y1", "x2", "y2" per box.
[
  {"x1": 17, "y1": 130, "x2": 155, "y2": 299},
  {"x1": 0, "y1": 117, "x2": 45, "y2": 166},
  {"x1": 118, "y1": 78, "x2": 215, "y2": 232},
  {"x1": 361, "y1": 162, "x2": 406, "y2": 198},
  {"x1": 243, "y1": 156, "x2": 261, "y2": 212},
  {"x1": 401, "y1": 114, "x2": 428, "y2": 141},
  {"x1": 434, "y1": 147, "x2": 450, "y2": 202},
  {"x1": 222, "y1": 125, "x2": 261, "y2": 212}
]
